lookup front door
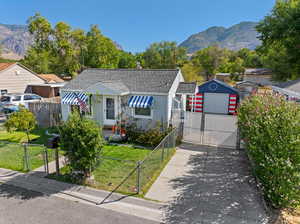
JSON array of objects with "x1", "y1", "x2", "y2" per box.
[{"x1": 104, "y1": 96, "x2": 117, "y2": 125}]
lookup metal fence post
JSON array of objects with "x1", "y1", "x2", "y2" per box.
[
  {"x1": 161, "y1": 143, "x2": 165, "y2": 163},
  {"x1": 236, "y1": 126, "x2": 241, "y2": 150},
  {"x1": 173, "y1": 130, "x2": 176, "y2": 148},
  {"x1": 23, "y1": 144, "x2": 30, "y2": 171},
  {"x1": 136, "y1": 161, "x2": 141, "y2": 194},
  {"x1": 55, "y1": 148, "x2": 60, "y2": 175},
  {"x1": 44, "y1": 147, "x2": 49, "y2": 174},
  {"x1": 200, "y1": 112, "x2": 205, "y2": 144}
]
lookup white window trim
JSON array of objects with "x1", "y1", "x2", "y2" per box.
[
  {"x1": 84, "y1": 95, "x2": 93, "y2": 118},
  {"x1": 133, "y1": 107, "x2": 153, "y2": 119}
]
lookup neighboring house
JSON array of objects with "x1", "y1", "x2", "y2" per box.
[
  {"x1": 215, "y1": 73, "x2": 231, "y2": 82},
  {"x1": 175, "y1": 82, "x2": 197, "y2": 111},
  {"x1": 189, "y1": 79, "x2": 239, "y2": 114},
  {"x1": 0, "y1": 63, "x2": 45, "y2": 95},
  {"x1": 235, "y1": 81, "x2": 259, "y2": 100},
  {"x1": 61, "y1": 69, "x2": 188, "y2": 129},
  {"x1": 272, "y1": 78, "x2": 300, "y2": 102},
  {"x1": 29, "y1": 74, "x2": 66, "y2": 98},
  {"x1": 243, "y1": 68, "x2": 274, "y2": 86}
]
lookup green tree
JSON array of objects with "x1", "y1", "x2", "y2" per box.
[
  {"x1": 59, "y1": 112, "x2": 104, "y2": 178},
  {"x1": 236, "y1": 48, "x2": 263, "y2": 68},
  {"x1": 142, "y1": 41, "x2": 187, "y2": 69},
  {"x1": 118, "y1": 51, "x2": 137, "y2": 68},
  {"x1": 4, "y1": 106, "x2": 37, "y2": 143},
  {"x1": 256, "y1": 0, "x2": 300, "y2": 80},
  {"x1": 23, "y1": 14, "x2": 122, "y2": 77},
  {"x1": 27, "y1": 13, "x2": 52, "y2": 50},
  {"x1": 191, "y1": 46, "x2": 230, "y2": 80},
  {"x1": 181, "y1": 61, "x2": 204, "y2": 83},
  {"x1": 52, "y1": 22, "x2": 81, "y2": 76},
  {"x1": 85, "y1": 25, "x2": 119, "y2": 68}
]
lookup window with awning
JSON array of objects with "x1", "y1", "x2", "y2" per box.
[
  {"x1": 62, "y1": 92, "x2": 88, "y2": 105},
  {"x1": 128, "y1": 95, "x2": 154, "y2": 108}
]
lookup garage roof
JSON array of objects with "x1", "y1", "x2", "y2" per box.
[
  {"x1": 198, "y1": 79, "x2": 239, "y2": 95},
  {"x1": 176, "y1": 82, "x2": 197, "y2": 94}
]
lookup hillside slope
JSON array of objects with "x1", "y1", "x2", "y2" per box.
[
  {"x1": 180, "y1": 22, "x2": 261, "y2": 53},
  {"x1": 0, "y1": 24, "x2": 32, "y2": 59}
]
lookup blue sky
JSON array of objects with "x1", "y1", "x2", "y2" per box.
[{"x1": 0, "y1": 0, "x2": 275, "y2": 53}]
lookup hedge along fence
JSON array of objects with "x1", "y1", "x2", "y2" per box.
[{"x1": 238, "y1": 94, "x2": 300, "y2": 209}]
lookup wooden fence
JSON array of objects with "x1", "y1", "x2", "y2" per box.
[{"x1": 28, "y1": 101, "x2": 61, "y2": 128}]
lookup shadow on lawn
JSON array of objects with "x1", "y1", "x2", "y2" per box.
[{"x1": 163, "y1": 143, "x2": 274, "y2": 224}]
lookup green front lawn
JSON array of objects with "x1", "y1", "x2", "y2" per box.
[
  {"x1": 0, "y1": 127, "x2": 58, "y2": 144},
  {"x1": 0, "y1": 128, "x2": 57, "y2": 172},
  {"x1": 51, "y1": 144, "x2": 151, "y2": 194},
  {"x1": 0, "y1": 141, "x2": 54, "y2": 172},
  {"x1": 49, "y1": 144, "x2": 175, "y2": 196}
]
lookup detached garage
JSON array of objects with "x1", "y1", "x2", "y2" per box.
[{"x1": 189, "y1": 79, "x2": 239, "y2": 115}]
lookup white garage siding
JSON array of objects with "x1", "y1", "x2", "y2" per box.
[{"x1": 203, "y1": 93, "x2": 229, "y2": 114}]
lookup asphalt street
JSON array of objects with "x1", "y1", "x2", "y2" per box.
[{"x1": 0, "y1": 184, "x2": 158, "y2": 224}]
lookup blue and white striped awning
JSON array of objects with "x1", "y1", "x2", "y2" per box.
[
  {"x1": 62, "y1": 92, "x2": 88, "y2": 105},
  {"x1": 128, "y1": 95, "x2": 154, "y2": 108}
]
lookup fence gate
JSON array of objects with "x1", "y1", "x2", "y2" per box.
[{"x1": 182, "y1": 111, "x2": 238, "y2": 149}]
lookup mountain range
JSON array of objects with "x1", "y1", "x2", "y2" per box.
[
  {"x1": 0, "y1": 21, "x2": 262, "y2": 59},
  {"x1": 0, "y1": 24, "x2": 32, "y2": 59},
  {"x1": 179, "y1": 22, "x2": 261, "y2": 54}
]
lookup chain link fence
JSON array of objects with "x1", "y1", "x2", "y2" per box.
[
  {"x1": 0, "y1": 141, "x2": 56, "y2": 173},
  {"x1": 94, "y1": 156, "x2": 139, "y2": 194},
  {"x1": 138, "y1": 129, "x2": 176, "y2": 194},
  {"x1": 98, "y1": 128, "x2": 177, "y2": 204}
]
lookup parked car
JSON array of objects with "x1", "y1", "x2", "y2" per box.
[{"x1": 0, "y1": 93, "x2": 42, "y2": 113}]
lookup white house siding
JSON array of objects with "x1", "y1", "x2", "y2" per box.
[
  {"x1": 121, "y1": 94, "x2": 168, "y2": 130},
  {"x1": 0, "y1": 64, "x2": 44, "y2": 94},
  {"x1": 167, "y1": 70, "x2": 184, "y2": 122}
]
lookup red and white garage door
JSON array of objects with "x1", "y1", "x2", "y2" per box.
[{"x1": 188, "y1": 93, "x2": 237, "y2": 114}]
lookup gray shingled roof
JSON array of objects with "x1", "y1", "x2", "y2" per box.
[
  {"x1": 176, "y1": 82, "x2": 197, "y2": 94},
  {"x1": 245, "y1": 68, "x2": 272, "y2": 75},
  {"x1": 63, "y1": 69, "x2": 179, "y2": 94},
  {"x1": 276, "y1": 78, "x2": 300, "y2": 93}
]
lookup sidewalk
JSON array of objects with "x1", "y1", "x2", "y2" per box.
[{"x1": 0, "y1": 167, "x2": 163, "y2": 223}]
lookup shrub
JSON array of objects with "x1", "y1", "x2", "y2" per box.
[
  {"x1": 126, "y1": 122, "x2": 172, "y2": 147},
  {"x1": 59, "y1": 112, "x2": 104, "y2": 178},
  {"x1": 4, "y1": 105, "x2": 37, "y2": 143},
  {"x1": 238, "y1": 94, "x2": 300, "y2": 208}
]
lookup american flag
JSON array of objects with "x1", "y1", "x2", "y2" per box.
[{"x1": 74, "y1": 92, "x2": 89, "y2": 113}]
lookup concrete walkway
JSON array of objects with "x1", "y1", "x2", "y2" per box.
[
  {"x1": 32, "y1": 156, "x2": 66, "y2": 177},
  {"x1": 147, "y1": 143, "x2": 270, "y2": 223},
  {"x1": 145, "y1": 146, "x2": 206, "y2": 202},
  {"x1": 0, "y1": 167, "x2": 163, "y2": 223}
]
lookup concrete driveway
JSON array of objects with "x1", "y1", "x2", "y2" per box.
[{"x1": 156, "y1": 143, "x2": 270, "y2": 223}]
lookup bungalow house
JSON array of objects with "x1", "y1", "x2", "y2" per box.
[
  {"x1": 29, "y1": 74, "x2": 66, "y2": 98},
  {"x1": 243, "y1": 68, "x2": 274, "y2": 86},
  {"x1": 272, "y1": 78, "x2": 300, "y2": 102},
  {"x1": 235, "y1": 81, "x2": 259, "y2": 100},
  {"x1": 0, "y1": 62, "x2": 45, "y2": 95},
  {"x1": 60, "y1": 69, "x2": 188, "y2": 129}
]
